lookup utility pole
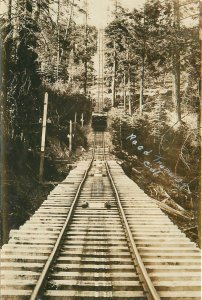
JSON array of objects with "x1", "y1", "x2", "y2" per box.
[{"x1": 39, "y1": 92, "x2": 48, "y2": 182}]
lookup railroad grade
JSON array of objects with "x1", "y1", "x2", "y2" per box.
[{"x1": 1, "y1": 132, "x2": 201, "y2": 300}]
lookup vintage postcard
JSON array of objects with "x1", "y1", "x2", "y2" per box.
[{"x1": 0, "y1": 0, "x2": 201, "y2": 299}]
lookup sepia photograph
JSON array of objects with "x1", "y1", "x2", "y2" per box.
[{"x1": 0, "y1": 0, "x2": 201, "y2": 299}]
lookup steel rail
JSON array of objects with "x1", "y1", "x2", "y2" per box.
[
  {"x1": 103, "y1": 136, "x2": 160, "y2": 300},
  {"x1": 30, "y1": 137, "x2": 96, "y2": 300}
]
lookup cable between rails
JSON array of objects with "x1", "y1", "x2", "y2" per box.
[
  {"x1": 31, "y1": 131, "x2": 159, "y2": 300},
  {"x1": 103, "y1": 133, "x2": 160, "y2": 300}
]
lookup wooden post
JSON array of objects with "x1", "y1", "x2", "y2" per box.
[
  {"x1": 74, "y1": 112, "x2": 77, "y2": 123},
  {"x1": 39, "y1": 92, "x2": 48, "y2": 182},
  {"x1": 81, "y1": 113, "x2": 84, "y2": 127},
  {"x1": 68, "y1": 120, "x2": 73, "y2": 153}
]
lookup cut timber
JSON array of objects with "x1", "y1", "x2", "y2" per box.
[{"x1": 151, "y1": 199, "x2": 192, "y2": 221}]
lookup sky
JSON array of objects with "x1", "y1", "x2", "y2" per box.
[
  {"x1": 0, "y1": 0, "x2": 144, "y2": 27},
  {"x1": 85, "y1": 0, "x2": 145, "y2": 28},
  {"x1": 85, "y1": 0, "x2": 145, "y2": 73}
]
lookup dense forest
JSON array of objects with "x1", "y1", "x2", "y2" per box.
[
  {"x1": 2, "y1": 0, "x2": 97, "y2": 142},
  {"x1": 1, "y1": 0, "x2": 97, "y2": 244},
  {"x1": 104, "y1": 0, "x2": 200, "y2": 244},
  {"x1": 0, "y1": 0, "x2": 201, "y2": 245}
]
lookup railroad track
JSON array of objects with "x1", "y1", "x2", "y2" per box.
[{"x1": 1, "y1": 132, "x2": 201, "y2": 299}]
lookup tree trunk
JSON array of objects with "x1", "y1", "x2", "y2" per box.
[
  {"x1": 112, "y1": 40, "x2": 116, "y2": 107},
  {"x1": 172, "y1": 0, "x2": 181, "y2": 123},
  {"x1": 198, "y1": 1, "x2": 202, "y2": 248},
  {"x1": 1, "y1": 178, "x2": 9, "y2": 244},
  {"x1": 172, "y1": 54, "x2": 181, "y2": 122},
  {"x1": 8, "y1": 0, "x2": 12, "y2": 20},
  {"x1": 56, "y1": 27, "x2": 60, "y2": 81},
  {"x1": 2, "y1": 0, "x2": 10, "y2": 237},
  {"x1": 35, "y1": 0, "x2": 41, "y2": 20},
  {"x1": 139, "y1": 9, "x2": 145, "y2": 116},
  {"x1": 84, "y1": 0, "x2": 88, "y2": 95},
  {"x1": 60, "y1": 0, "x2": 75, "y2": 69},
  {"x1": 13, "y1": 0, "x2": 19, "y2": 62},
  {"x1": 139, "y1": 52, "x2": 145, "y2": 115},
  {"x1": 56, "y1": 0, "x2": 60, "y2": 81},
  {"x1": 64, "y1": 0, "x2": 74, "y2": 40},
  {"x1": 101, "y1": 29, "x2": 104, "y2": 109},
  {"x1": 127, "y1": 47, "x2": 132, "y2": 115},
  {"x1": 123, "y1": 70, "x2": 126, "y2": 110},
  {"x1": 128, "y1": 68, "x2": 132, "y2": 116},
  {"x1": 26, "y1": 0, "x2": 32, "y2": 13}
]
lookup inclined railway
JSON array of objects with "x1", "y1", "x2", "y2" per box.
[
  {"x1": 1, "y1": 132, "x2": 201, "y2": 299},
  {"x1": 1, "y1": 29, "x2": 201, "y2": 300}
]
